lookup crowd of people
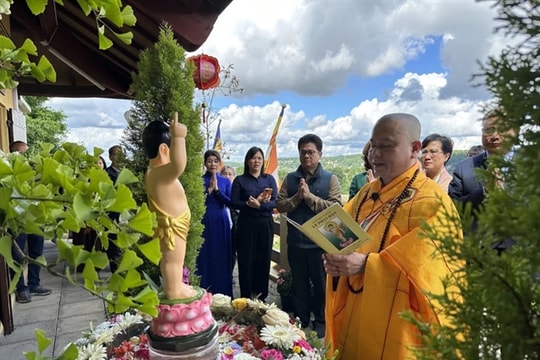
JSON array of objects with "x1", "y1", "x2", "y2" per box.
[
  {"x1": 191, "y1": 109, "x2": 514, "y2": 358},
  {"x1": 10, "y1": 108, "x2": 515, "y2": 358}
]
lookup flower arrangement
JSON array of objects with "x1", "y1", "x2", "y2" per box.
[
  {"x1": 211, "y1": 294, "x2": 334, "y2": 359},
  {"x1": 70, "y1": 295, "x2": 336, "y2": 360},
  {"x1": 71, "y1": 312, "x2": 150, "y2": 360},
  {"x1": 276, "y1": 268, "x2": 292, "y2": 297}
]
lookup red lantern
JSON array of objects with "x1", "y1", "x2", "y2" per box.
[{"x1": 187, "y1": 54, "x2": 221, "y2": 90}]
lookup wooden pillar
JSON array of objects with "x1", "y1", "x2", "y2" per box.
[{"x1": 0, "y1": 256, "x2": 14, "y2": 335}]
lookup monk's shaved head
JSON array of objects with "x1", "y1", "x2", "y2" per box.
[
  {"x1": 370, "y1": 113, "x2": 422, "y2": 185},
  {"x1": 377, "y1": 113, "x2": 421, "y2": 142}
]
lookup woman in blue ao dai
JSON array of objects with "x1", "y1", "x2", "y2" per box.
[{"x1": 197, "y1": 150, "x2": 233, "y2": 296}]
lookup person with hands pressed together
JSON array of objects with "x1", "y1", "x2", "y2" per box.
[
  {"x1": 197, "y1": 150, "x2": 233, "y2": 296},
  {"x1": 142, "y1": 112, "x2": 197, "y2": 300},
  {"x1": 324, "y1": 113, "x2": 461, "y2": 359},
  {"x1": 276, "y1": 134, "x2": 341, "y2": 338},
  {"x1": 230, "y1": 147, "x2": 277, "y2": 301}
]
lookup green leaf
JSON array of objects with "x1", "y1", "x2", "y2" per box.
[
  {"x1": 14, "y1": 48, "x2": 31, "y2": 63},
  {"x1": 116, "y1": 231, "x2": 139, "y2": 248},
  {"x1": 128, "y1": 203, "x2": 155, "y2": 236},
  {"x1": 35, "y1": 328, "x2": 52, "y2": 353},
  {"x1": 116, "y1": 249, "x2": 143, "y2": 273},
  {"x1": 30, "y1": 64, "x2": 46, "y2": 82},
  {"x1": 98, "y1": 32, "x2": 113, "y2": 50},
  {"x1": 0, "y1": 187, "x2": 12, "y2": 209},
  {"x1": 20, "y1": 38, "x2": 38, "y2": 55},
  {"x1": 91, "y1": 251, "x2": 109, "y2": 269},
  {"x1": 121, "y1": 5, "x2": 137, "y2": 26},
  {"x1": 37, "y1": 55, "x2": 56, "y2": 82},
  {"x1": 81, "y1": 259, "x2": 99, "y2": 281},
  {"x1": 107, "y1": 184, "x2": 136, "y2": 212},
  {"x1": 33, "y1": 254, "x2": 47, "y2": 267},
  {"x1": 101, "y1": 2, "x2": 122, "y2": 27},
  {"x1": 26, "y1": 0, "x2": 48, "y2": 15},
  {"x1": 73, "y1": 193, "x2": 92, "y2": 221},
  {"x1": 139, "y1": 302, "x2": 158, "y2": 317},
  {"x1": 23, "y1": 351, "x2": 36, "y2": 360},
  {"x1": 55, "y1": 343, "x2": 79, "y2": 360},
  {"x1": 0, "y1": 236, "x2": 14, "y2": 267},
  {"x1": 76, "y1": 0, "x2": 92, "y2": 15},
  {"x1": 116, "y1": 168, "x2": 139, "y2": 185},
  {"x1": 0, "y1": 35, "x2": 16, "y2": 49},
  {"x1": 56, "y1": 239, "x2": 74, "y2": 264},
  {"x1": 123, "y1": 268, "x2": 147, "y2": 291},
  {"x1": 132, "y1": 285, "x2": 158, "y2": 303},
  {"x1": 114, "y1": 291, "x2": 136, "y2": 313},
  {"x1": 114, "y1": 30, "x2": 133, "y2": 45},
  {"x1": 137, "y1": 237, "x2": 161, "y2": 265}
]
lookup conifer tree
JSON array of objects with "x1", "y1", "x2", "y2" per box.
[
  {"x1": 121, "y1": 24, "x2": 205, "y2": 285},
  {"x1": 411, "y1": 1, "x2": 540, "y2": 358}
]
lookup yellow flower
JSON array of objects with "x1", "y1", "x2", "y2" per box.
[
  {"x1": 292, "y1": 345, "x2": 302, "y2": 353},
  {"x1": 232, "y1": 298, "x2": 248, "y2": 310},
  {"x1": 223, "y1": 346, "x2": 234, "y2": 355}
]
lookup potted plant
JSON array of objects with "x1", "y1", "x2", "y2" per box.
[{"x1": 276, "y1": 268, "x2": 294, "y2": 312}]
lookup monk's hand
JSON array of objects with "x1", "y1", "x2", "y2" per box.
[
  {"x1": 170, "y1": 112, "x2": 187, "y2": 138},
  {"x1": 323, "y1": 253, "x2": 369, "y2": 276},
  {"x1": 367, "y1": 169, "x2": 376, "y2": 183}
]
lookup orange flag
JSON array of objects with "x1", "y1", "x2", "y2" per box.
[{"x1": 265, "y1": 104, "x2": 286, "y2": 187}]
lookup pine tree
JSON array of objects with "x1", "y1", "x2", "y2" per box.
[
  {"x1": 411, "y1": 1, "x2": 540, "y2": 358},
  {"x1": 121, "y1": 24, "x2": 205, "y2": 285}
]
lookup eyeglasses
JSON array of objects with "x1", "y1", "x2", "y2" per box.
[
  {"x1": 300, "y1": 150, "x2": 319, "y2": 157},
  {"x1": 482, "y1": 127, "x2": 499, "y2": 135},
  {"x1": 421, "y1": 149, "x2": 442, "y2": 156}
]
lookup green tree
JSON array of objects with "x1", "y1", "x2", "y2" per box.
[
  {"x1": 23, "y1": 96, "x2": 68, "y2": 155},
  {"x1": 411, "y1": 1, "x2": 540, "y2": 358},
  {"x1": 122, "y1": 24, "x2": 205, "y2": 285}
]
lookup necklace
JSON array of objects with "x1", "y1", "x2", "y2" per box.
[{"x1": 348, "y1": 168, "x2": 420, "y2": 294}]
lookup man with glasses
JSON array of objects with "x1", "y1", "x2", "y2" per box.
[
  {"x1": 449, "y1": 110, "x2": 517, "y2": 248},
  {"x1": 276, "y1": 134, "x2": 342, "y2": 338}
]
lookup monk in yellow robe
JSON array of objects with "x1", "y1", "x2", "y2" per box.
[
  {"x1": 324, "y1": 113, "x2": 462, "y2": 359},
  {"x1": 143, "y1": 112, "x2": 197, "y2": 300}
]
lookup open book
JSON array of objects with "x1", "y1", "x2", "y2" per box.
[{"x1": 282, "y1": 203, "x2": 371, "y2": 254}]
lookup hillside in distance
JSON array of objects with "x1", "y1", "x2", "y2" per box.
[{"x1": 225, "y1": 150, "x2": 469, "y2": 195}]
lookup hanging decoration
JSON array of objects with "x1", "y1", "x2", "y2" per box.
[{"x1": 187, "y1": 54, "x2": 221, "y2": 90}]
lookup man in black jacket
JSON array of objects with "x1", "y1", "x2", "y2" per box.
[
  {"x1": 448, "y1": 110, "x2": 517, "y2": 252},
  {"x1": 276, "y1": 134, "x2": 341, "y2": 338}
]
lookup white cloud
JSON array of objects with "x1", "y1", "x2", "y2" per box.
[{"x1": 47, "y1": 0, "x2": 512, "y2": 162}]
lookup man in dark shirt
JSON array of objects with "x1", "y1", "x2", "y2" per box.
[
  {"x1": 105, "y1": 145, "x2": 124, "y2": 272},
  {"x1": 276, "y1": 134, "x2": 342, "y2": 338}
]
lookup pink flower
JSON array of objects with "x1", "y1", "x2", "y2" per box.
[
  {"x1": 294, "y1": 338, "x2": 314, "y2": 351},
  {"x1": 260, "y1": 349, "x2": 284, "y2": 360}
]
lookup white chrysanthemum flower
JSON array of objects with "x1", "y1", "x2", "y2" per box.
[
  {"x1": 247, "y1": 298, "x2": 276, "y2": 312},
  {"x1": 262, "y1": 308, "x2": 291, "y2": 326},
  {"x1": 116, "y1": 312, "x2": 143, "y2": 330},
  {"x1": 90, "y1": 325, "x2": 116, "y2": 345},
  {"x1": 260, "y1": 325, "x2": 300, "y2": 349},
  {"x1": 77, "y1": 343, "x2": 107, "y2": 360},
  {"x1": 211, "y1": 293, "x2": 233, "y2": 310}
]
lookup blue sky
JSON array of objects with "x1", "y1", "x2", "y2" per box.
[{"x1": 47, "y1": 0, "x2": 508, "y2": 162}]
